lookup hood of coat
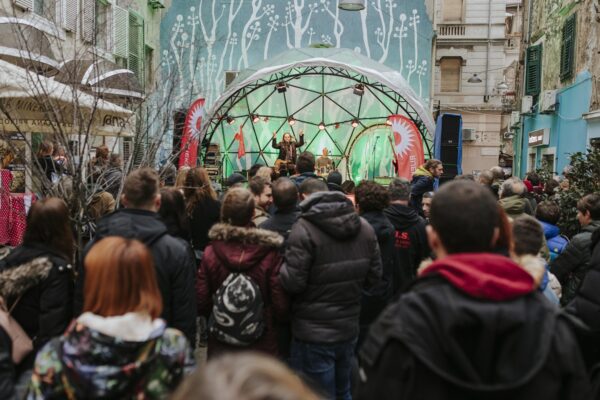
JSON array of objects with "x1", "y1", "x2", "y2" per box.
[
  {"x1": 361, "y1": 211, "x2": 394, "y2": 239},
  {"x1": 539, "y1": 221, "x2": 560, "y2": 239},
  {"x1": 0, "y1": 257, "x2": 54, "y2": 300},
  {"x1": 60, "y1": 318, "x2": 167, "y2": 398},
  {"x1": 413, "y1": 165, "x2": 433, "y2": 178},
  {"x1": 384, "y1": 203, "x2": 422, "y2": 230},
  {"x1": 208, "y1": 223, "x2": 283, "y2": 271},
  {"x1": 94, "y1": 209, "x2": 168, "y2": 245},
  {"x1": 299, "y1": 191, "x2": 361, "y2": 239},
  {"x1": 499, "y1": 195, "x2": 527, "y2": 216},
  {"x1": 419, "y1": 253, "x2": 535, "y2": 301}
]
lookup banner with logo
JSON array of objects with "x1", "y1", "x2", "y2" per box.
[
  {"x1": 388, "y1": 114, "x2": 425, "y2": 180},
  {"x1": 179, "y1": 98, "x2": 205, "y2": 168}
]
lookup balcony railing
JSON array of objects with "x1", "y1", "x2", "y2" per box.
[{"x1": 438, "y1": 24, "x2": 466, "y2": 37}]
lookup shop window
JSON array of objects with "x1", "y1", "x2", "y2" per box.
[
  {"x1": 528, "y1": 153, "x2": 536, "y2": 172},
  {"x1": 525, "y1": 45, "x2": 542, "y2": 96},
  {"x1": 560, "y1": 13, "x2": 576, "y2": 81},
  {"x1": 443, "y1": 0, "x2": 463, "y2": 22},
  {"x1": 440, "y1": 58, "x2": 461, "y2": 93},
  {"x1": 542, "y1": 154, "x2": 555, "y2": 174}
]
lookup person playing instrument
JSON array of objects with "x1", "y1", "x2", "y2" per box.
[{"x1": 272, "y1": 131, "x2": 304, "y2": 166}]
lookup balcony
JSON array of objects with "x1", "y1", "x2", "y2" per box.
[{"x1": 438, "y1": 24, "x2": 465, "y2": 37}]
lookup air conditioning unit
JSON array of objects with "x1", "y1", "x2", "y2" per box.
[
  {"x1": 462, "y1": 128, "x2": 476, "y2": 141},
  {"x1": 148, "y1": 0, "x2": 165, "y2": 9},
  {"x1": 540, "y1": 90, "x2": 557, "y2": 113},
  {"x1": 510, "y1": 111, "x2": 520, "y2": 127},
  {"x1": 521, "y1": 95, "x2": 533, "y2": 114}
]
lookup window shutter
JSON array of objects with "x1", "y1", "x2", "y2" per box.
[
  {"x1": 112, "y1": 5, "x2": 129, "y2": 58},
  {"x1": 13, "y1": 0, "x2": 33, "y2": 10},
  {"x1": 525, "y1": 45, "x2": 542, "y2": 96},
  {"x1": 82, "y1": 0, "x2": 96, "y2": 43},
  {"x1": 443, "y1": 0, "x2": 463, "y2": 22},
  {"x1": 128, "y1": 12, "x2": 144, "y2": 84},
  {"x1": 560, "y1": 14, "x2": 576, "y2": 81},
  {"x1": 440, "y1": 58, "x2": 461, "y2": 92},
  {"x1": 62, "y1": 0, "x2": 78, "y2": 32}
]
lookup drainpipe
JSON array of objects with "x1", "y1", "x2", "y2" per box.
[{"x1": 484, "y1": 0, "x2": 493, "y2": 102}]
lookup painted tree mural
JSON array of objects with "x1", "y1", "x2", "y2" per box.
[{"x1": 159, "y1": 0, "x2": 434, "y2": 163}]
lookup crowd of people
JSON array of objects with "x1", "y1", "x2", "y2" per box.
[{"x1": 1, "y1": 148, "x2": 599, "y2": 400}]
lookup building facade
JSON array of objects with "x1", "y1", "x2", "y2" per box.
[
  {"x1": 433, "y1": 0, "x2": 522, "y2": 175},
  {"x1": 512, "y1": 0, "x2": 599, "y2": 177},
  {"x1": 0, "y1": 0, "x2": 168, "y2": 159}
]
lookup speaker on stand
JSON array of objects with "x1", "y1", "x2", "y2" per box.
[{"x1": 433, "y1": 113, "x2": 463, "y2": 185}]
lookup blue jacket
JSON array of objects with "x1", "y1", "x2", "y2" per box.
[{"x1": 539, "y1": 221, "x2": 568, "y2": 262}]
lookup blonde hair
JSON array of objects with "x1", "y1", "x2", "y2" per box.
[
  {"x1": 255, "y1": 166, "x2": 273, "y2": 183},
  {"x1": 171, "y1": 352, "x2": 320, "y2": 400}
]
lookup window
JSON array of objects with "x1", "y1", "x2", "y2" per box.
[
  {"x1": 440, "y1": 58, "x2": 461, "y2": 93},
  {"x1": 128, "y1": 11, "x2": 144, "y2": 84},
  {"x1": 525, "y1": 44, "x2": 542, "y2": 96},
  {"x1": 145, "y1": 46, "x2": 153, "y2": 89},
  {"x1": 94, "y1": 1, "x2": 111, "y2": 50},
  {"x1": 560, "y1": 13, "x2": 576, "y2": 81},
  {"x1": 443, "y1": 0, "x2": 463, "y2": 22},
  {"x1": 542, "y1": 154, "x2": 555, "y2": 174},
  {"x1": 528, "y1": 153, "x2": 536, "y2": 172},
  {"x1": 33, "y1": 0, "x2": 56, "y2": 21}
]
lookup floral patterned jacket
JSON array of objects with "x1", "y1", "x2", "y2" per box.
[{"x1": 27, "y1": 320, "x2": 195, "y2": 399}]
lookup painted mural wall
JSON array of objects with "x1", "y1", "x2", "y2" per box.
[{"x1": 160, "y1": 0, "x2": 434, "y2": 110}]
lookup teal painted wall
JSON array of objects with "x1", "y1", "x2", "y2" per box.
[{"x1": 517, "y1": 71, "x2": 592, "y2": 176}]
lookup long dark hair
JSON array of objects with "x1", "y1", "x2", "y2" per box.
[
  {"x1": 184, "y1": 167, "x2": 217, "y2": 215},
  {"x1": 159, "y1": 188, "x2": 190, "y2": 240},
  {"x1": 23, "y1": 197, "x2": 74, "y2": 262}
]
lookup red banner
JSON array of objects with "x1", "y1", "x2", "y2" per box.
[
  {"x1": 234, "y1": 125, "x2": 246, "y2": 159},
  {"x1": 389, "y1": 115, "x2": 425, "y2": 179},
  {"x1": 178, "y1": 98, "x2": 205, "y2": 168}
]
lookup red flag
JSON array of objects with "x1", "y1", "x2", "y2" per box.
[
  {"x1": 234, "y1": 125, "x2": 246, "y2": 158},
  {"x1": 388, "y1": 115, "x2": 425, "y2": 179},
  {"x1": 179, "y1": 98, "x2": 205, "y2": 168}
]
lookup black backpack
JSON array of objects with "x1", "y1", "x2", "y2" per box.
[{"x1": 209, "y1": 272, "x2": 265, "y2": 346}]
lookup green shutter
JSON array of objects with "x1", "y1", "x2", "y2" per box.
[
  {"x1": 525, "y1": 45, "x2": 542, "y2": 96},
  {"x1": 560, "y1": 13, "x2": 576, "y2": 81},
  {"x1": 128, "y1": 11, "x2": 144, "y2": 86}
]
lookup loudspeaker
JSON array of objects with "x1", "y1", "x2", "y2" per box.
[
  {"x1": 172, "y1": 109, "x2": 187, "y2": 156},
  {"x1": 437, "y1": 114, "x2": 462, "y2": 183}
]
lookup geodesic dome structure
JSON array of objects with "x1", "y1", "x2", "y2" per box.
[{"x1": 201, "y1": 48, "x2": 435, "y2": 182}]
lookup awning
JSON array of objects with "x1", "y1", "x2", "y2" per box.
[
  {"x1": 54, "y1": 59, "x2": 144, "y2": 102},
  {"x1": 0, "y1": 17, "x2": 59, "y2": 75},
  {"x1": 0, "y1": 60, "x2": 134, "y2": 136}
]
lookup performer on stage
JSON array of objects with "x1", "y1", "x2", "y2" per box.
[
  {"x1": 272, "y1": 130, "x2": 304, "y2": 173},
  {"x1": 316, "y1": 148, "x2": 334, "y2": 176}
]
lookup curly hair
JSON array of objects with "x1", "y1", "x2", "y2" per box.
[{"x1": 355, "y1": 180, "x2": 390, "y2": 213}]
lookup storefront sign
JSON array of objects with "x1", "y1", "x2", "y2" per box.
[{"x1": 528, "y1": 128, "x2": 549, "y2": 147}]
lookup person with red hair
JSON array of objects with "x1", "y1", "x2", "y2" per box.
[{"x1": 28, "y1": 237, "x2": 194, "y2": 399}]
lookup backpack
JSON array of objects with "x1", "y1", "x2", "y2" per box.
[{"x1": 209, "y1": 272, "x2": 265, "y2": 346}]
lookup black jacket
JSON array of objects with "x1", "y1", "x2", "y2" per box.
[
  {"x1": 356, "y1": 276, "x2": 590, "y2": 400},
  {"x1": 409, "y1": 174, "x2": 433, "y2": 215},
  {"x1": 359, "y1": 211, "x2": 395, "y2": 345},
  {"x1": 551, "y1": 220, "x2": 600, "y2": 305},
  {"x1": 0, "y1": 326, "x2": 14, "y2": 400},
  {"x1": 0, "y1": 243, "x2": 73, "y2": 372},
  {"x1": 272, "y1": 136, "x2": 304, "y2": 163},
  {"x1": 188, "y1": 198, "x2": 221, "y2": 252},
  {"x1": 384, "y1": 203, "x2": 429, "y2": 295},
  {"x1": 101, "y1": 167, "x2": 123, "y2": 200},
  {"x1": 566, "y1": 229, "x2": 600, "y2": 367},
  {"x1": 280, "y1": 192, "x2": 382, "y2": 343},
  {"x1": 74, "y1": 209, "x2": 197, "y2": 344},
  {"x1": 259, "y1": 208, "x2": 301, "y2": 242}
]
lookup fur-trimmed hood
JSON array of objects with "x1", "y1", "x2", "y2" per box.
[
  {"x1": 208, "y1": 223, "x2": 283, "y2": 248},
  {"x1": 0, "y1": 257, "x2": 54, "y2": 300},
  {"x1": 207, "y1": 223, "x2": 283, "y2": 271}
]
